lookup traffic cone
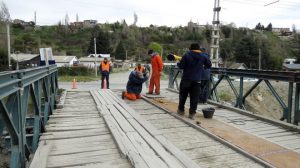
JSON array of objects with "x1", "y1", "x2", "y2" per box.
[{"x1": 72, "y1": 78, "x2": 77, "y2": 89}]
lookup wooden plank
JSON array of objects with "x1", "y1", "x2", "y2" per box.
[
  {"x1": 107, "y1": 90, "x2": 201, "y2": 168},
  {"x1": 29, "y1": 136, "x2": 53, "y2": 168},
  {"x1": 128, "y1": 118, "x2": 185, "y2": 168},
  {"x1": 89, "y1": 91, "x2": 149, "y2": 168}
]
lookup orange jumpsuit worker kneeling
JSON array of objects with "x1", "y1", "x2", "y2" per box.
[
  {"x1": 122, "y1": 70, "x2": 149, "y2": 101},
  {"x1": 148, "y1": 49, "x2": 163, "y2": 95}
]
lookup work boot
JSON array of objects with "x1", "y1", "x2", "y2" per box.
[
  {"x1": 121, "y1": 91, "x2": 125, "y2": 100},
  {"x1": 188, "y1": 113, "x2": 196, "y2": 120},
  {"x1": 146, "y1": 92, "x2": 153, "y2": 95},
  {"x1": 177, "y1": 109, "x2": 184, "y2": 116}
]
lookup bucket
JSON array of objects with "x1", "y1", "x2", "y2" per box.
[{"x1": 202, "y1": 108, "x2": 215, "y2": 118}]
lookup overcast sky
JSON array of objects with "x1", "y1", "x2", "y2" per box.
[{"x1": 3, "y1": 0, "x2": 300, "y2": 29}]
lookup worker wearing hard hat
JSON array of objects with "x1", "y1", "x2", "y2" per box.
[
  {"x1": 177, "y1": 43, "x2": 212, "y2": 119},
  {"x1": 122, "y1": 70, "x2": 149, "y2": 100},
  {"x1": 147, "y1": 49, "x2": 163, "y2": 95},
  {"x1": 199, "y1": 48, "x2": 211, "y2": 104}
]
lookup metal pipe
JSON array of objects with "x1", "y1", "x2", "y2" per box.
[{"x1": 294, "y1": 84, "x2": 300, "y2": 125}]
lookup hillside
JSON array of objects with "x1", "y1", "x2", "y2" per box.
[{"x1": 2, "y1": 21, "x2": 300, "y2": 70}]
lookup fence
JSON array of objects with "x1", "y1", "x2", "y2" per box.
[
  {"x1": 168, "y1": 66, "x2": 300, "y2": 125},
  {"x1": 0, "y1": 65, "x2": 58, "y2": 168}
]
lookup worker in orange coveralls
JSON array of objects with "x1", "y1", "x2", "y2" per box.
[
  {"x1": 147, "y1": 49, "x2": 163, "y2": 95},
  {"x1": 134, "y1": 63, "x2": 146, "y2": 74},
  {"x1": 121, "y1": 70, "x2": 149, "y2": 100}
]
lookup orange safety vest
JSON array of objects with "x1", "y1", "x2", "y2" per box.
[
  {"x1": 135, "y1": 66, "x2": 145, "y2": 73},
  {"x1": 101, "y1": 61, "x2": 110, "y2": 72}
]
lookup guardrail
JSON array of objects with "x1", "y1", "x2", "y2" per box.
[
  {"x1": 168, "y1": 67, "x2": 300, "y2": 125},
  {"x1": 0, "y1": 65, "x2": 58, "y2": 168}
]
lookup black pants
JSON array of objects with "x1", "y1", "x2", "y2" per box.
[
  {"x1": 199, "y1": 80, "x2": 209, "y2": 103},
  {"x1": 178, "y1": 80, "x2": 201, "y2": 114},
  {"x1": 101, "y1": 74, "x2": 109, "y2": 89}
]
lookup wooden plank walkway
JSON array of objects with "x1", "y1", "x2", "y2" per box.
[
  {"x1": 36, "y1": 91, "x2": 132, "y2": 168},
  {"x1": 30, "y1": 88, "x2": 300, "y2": 168},
  {"x1": 116, "y1": 90, "x2": 264, "y2": 168},
  {"x1": 162, "y1": 89, "x2": 300, "y2": 153},
  {"x1": 90, "y1": 89, "x2": 200, "y2": 168}
]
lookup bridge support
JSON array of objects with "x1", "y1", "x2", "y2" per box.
[{"x1": 0, "y1": 65, "x2": 58, "y2": 168}]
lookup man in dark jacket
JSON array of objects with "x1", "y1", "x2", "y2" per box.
[
  {"x1": 122, "y1": 70, "x2": 149, "y2": 100},
  {"x1": 177, "y1": 43, "x2": 212, "y2": 119},
  {"x1": 199, "y1": 48, "x2": 211, "y2": 104}
]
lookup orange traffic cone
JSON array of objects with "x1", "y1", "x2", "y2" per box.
[{"x1": 72, "y1": 78, "x2": 77, "y2": 89}]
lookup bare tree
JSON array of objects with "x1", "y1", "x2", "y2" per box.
[{"x1": 133, "y1": 12, "x2": 138, "y2": 26}]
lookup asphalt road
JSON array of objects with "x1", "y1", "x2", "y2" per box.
[{"x1": 59, "y1": 70, "x2": 169, "y2": 92}]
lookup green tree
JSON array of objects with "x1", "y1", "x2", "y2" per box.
[
  {"x1": 148, "y1": 42, "x2": 163, "y2": 55},
  {"x1": 235, "y1": 36, "x2": 258, "y2": 68},
  {"x1": 266, "y1": 23, "x2": 272, "y2": 31},
  {"x1": 87, "y1": 28, "x2": 111, "y2": 54},
  {"x1": 115, "y1": 40, "x2": 126, "y2": 60}
]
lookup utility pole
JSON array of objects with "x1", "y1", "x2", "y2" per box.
[
  {"x1": 210, "y1": 0, "x2": 221, "y2": 67},
  {"x1": 94, "y1": 37, "x2": 97, "y2": 77},
  {"x1": 7, "y1": 23, "x2": 11, "y2": 68},
  {"x1": 259, "y1": 48, "x2": 261, "y2": 70}
]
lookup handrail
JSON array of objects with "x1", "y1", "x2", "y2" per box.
[
  {"x1": 0, "y1": 65, "x2": 59, "y2": 168},
  {"x1": 168, "y1": 66, "x2": 300, "y2": 125}
]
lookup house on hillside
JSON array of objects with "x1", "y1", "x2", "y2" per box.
[
  {"x1": 228, "y1": 63, "x2": 248, "y2": 69},
  {"x1": 11, "y1": 53, "x2": 40, "y2": 69},
  {"x1": 53, "y1": 56, "x2": 78, "y2": 67},
  {"x1": 83, "y1": 20, "x2": 97, "y2": 28},
  {"x1": 80, "y1": 57, "x2": 111, "y2": 68}
]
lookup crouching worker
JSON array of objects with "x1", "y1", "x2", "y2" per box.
[{"x1": 122, "y1": 70, "x2": 149, "y2": 100}]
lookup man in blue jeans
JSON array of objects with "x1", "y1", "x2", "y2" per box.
[{"x1": 177, "y1": 43, "x2": 212, "y2": 119}]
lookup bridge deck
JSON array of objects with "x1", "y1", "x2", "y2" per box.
[
  {"x1": 31, "y1": 89, "x2": 300, "y2": 168},
  {"x1": 38, "y1": 91, "x2": 131, "y2": 168}
]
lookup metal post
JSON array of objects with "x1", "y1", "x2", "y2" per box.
[
  {"x1": 7, "y1": 23, "x2": 11, "y2": 68},
  {"x1": 259, "y1": 48, "x2": 261, "y2": 70},
  {"x1": 94, "y1": 37, "x2": 97, "y2": 77},
  {"x1": 294, "y1": 83, "x2": 300, "y2": 125},
  {"x1": 210, "y1": 0, "x2": 221, "y2": 67},
  {"x1": 237, "y1": 77, "x2": 244, "y2": 109},
  {"x1": 287, "y1": 82, "x2": 293, "y2": 123}
]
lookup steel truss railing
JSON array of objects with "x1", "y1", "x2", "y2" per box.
[
  {"x1": 0, "y1": 65, "x2": 58, "y2": 168},
  {"x1": 168, "y1": 67, "x2": 300, "y2": 125}
]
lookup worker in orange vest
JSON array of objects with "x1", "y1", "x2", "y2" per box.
[
  {"x1": 148, "y1": 49, "x2": 163, "y2": 95},
  {"x1": 100, "y1": 58, "x2": 111, "y2": 89},
  {"x1": 134, "y1": 63, "x2": 145, "y2": 74}
]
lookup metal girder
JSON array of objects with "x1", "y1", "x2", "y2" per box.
[
  {"x1": 0, "y1": 65, "x2": 58, "y2": 168},
  {"x1": 243, "y1": 79, "x2": 263, "y2": 103},
  {"x1": 168, "y1": 67, "x2": 300, "y2": 125},
  {"x1": 211, "y1": 68, "x2": 300, "y2": 83}
]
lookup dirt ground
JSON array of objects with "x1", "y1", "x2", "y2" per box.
[{"x1": 215, "y1": 80, "x2": 290, "y2": 120}]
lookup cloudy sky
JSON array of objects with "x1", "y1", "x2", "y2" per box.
[{"x1": 3, "y1": 0, "x2": 300, "y2": 29}]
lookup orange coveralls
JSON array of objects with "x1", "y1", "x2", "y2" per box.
[{"x1": 149, "y1": 54, "x2": 163, "y2": 94}]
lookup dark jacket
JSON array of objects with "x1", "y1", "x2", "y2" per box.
[
  {"x1": 126, "y1": 71, "x2": 148, "y2": 94},
  {"x1": 177, "y1": 50, "x2": 212, "y2": 82},
  {"x1": 201, "y1": 52, "x2": 211, "y2": 80}
]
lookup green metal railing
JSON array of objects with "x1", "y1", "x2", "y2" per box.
[
  {"x1": 0, "y1": 65, "x2": 58, "y2": 168},
  {"x1": 168, "y1": 67, "x2": 300, "y2": 125}
]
